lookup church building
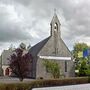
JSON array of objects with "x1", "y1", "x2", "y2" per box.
[{"x1": 29, "y1": 13, "x2": 75, "y2": 79}]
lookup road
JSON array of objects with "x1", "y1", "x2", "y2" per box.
[
  {"x1": 0, "y1": 76, "x2": 34, "y2": 83},
  {"x1": 32, "y1": 84, "x2": 90, "y2": 90}
]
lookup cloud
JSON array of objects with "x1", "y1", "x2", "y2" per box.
[
  {"x1": 0, "y1": 0, "x2": 90, "y2": 53},
  {"x1": 0, "y1": 2, "x2": 32, "y2": 42}
]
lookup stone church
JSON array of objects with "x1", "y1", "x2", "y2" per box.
[{"x1": 29, "y1": 13, "x2": 75, "y2": 79}]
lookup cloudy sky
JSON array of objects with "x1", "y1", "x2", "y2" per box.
[{"x1": 0, "y1": 0, "x2": 90, "y2": 54}]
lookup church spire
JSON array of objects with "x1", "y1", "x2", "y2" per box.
[{"x1": 50, "y1": 10, "x2": 61, "y2": 37}]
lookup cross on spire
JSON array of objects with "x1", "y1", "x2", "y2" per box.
[
  {"x1": 50, "y1": 9, "x2": 61, "y2": 37},
  {"x1": 54, "y1": 8, "x2": 56, "y2": 15}
]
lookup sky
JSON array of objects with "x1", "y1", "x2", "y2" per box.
[{"x1": 0, "y1": 0, "x2": 90, "y2": 54}]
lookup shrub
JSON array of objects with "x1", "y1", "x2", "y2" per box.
[
  {"x1": 0, "y1": 77, "x2": 89, "y2": 90},
  {"x1": 43, "y1": 59, "x2": 60, "y2": 78}
]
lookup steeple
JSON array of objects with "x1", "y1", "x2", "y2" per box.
[
  {"x1": 50, "y1": 10, "x2": 61, "y2": 55},
  {"x1": 50, "y1": 11, "x2": 61, "y2": 37}
]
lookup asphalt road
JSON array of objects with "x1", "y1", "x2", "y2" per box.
[
  {"x1": 32, "y1": 84, "x2": 90, "y2": 90},
  {"x1": 0, "y1": 76, "x2": 34, "y2": 83}
]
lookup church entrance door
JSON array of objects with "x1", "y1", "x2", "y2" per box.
[{"x1": 5, "y1": 68, "x2": 9, "y2": 76}]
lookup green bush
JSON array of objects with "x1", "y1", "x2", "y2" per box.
[
  {"x1": 43, "y1": 60, "x2": 60, "y2": 78},
  {"x1": 0, "y1": 83, "x2": 30, "y2": 90},
  {"x1": 0, "y1": 77, "x2": 89, "y2": 90}
]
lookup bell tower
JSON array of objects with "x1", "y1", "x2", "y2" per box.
[
  {"x1": 50, "y1": 11, "x2": 61, "y2": 37},
  {"x1": 50, "y1": 11, "x2": 61, "y2": 55}
]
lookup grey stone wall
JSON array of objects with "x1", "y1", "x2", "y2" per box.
[{"x1": 36, "y1": 36, "x2": 74, "y2": 78}]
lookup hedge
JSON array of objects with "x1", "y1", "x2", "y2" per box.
[{"x1": 0, "y1": 77, "x2": 90, "y2": 90}]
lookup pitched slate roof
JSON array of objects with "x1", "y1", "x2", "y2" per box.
[{"x1": 29, "y1": 36, "x2": 50, "y2": 57}]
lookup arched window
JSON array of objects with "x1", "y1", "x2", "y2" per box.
[{"x1": 54, "y1": 23, "x2": 58, "y2": 32}]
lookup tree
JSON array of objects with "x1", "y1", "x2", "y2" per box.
[
  {"x1": 73, "y1": 43, "x2": 90, "y2": 76},
  {"x1": 73, "y1": 43, "x2": 88, "y2": 68},
  {"x1": 79, "y1": 58, "x2": 90, "y2": 76},
  {"x1": 78, "y1": 58, "x2": 88, "y2": 76},
  {"x1": 73, "y1": 43, "x2": 88, "y2": 58},
  {"x1": 43, "y1": 60, "x2": 60, "y2": 78},
  {"x1": 8, "y1": 43, "x2": 32, "y2": 81}
]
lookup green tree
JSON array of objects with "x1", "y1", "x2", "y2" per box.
[
  {"x1": 73, "y1": 43, "x2": 88, "y2": 58},
  {"x1": 73, "y1": 43, "x2": 90, "y2": 76},
  {"x1": 84, "y1": 60, "x2": 90, "y2": 76},
  {"x1": 79, "y1": 58, "x2": 88, "y2": 76},
  {"x1": 43, "y1": 60, "x2": 60, "y2": 78},
  {"x1": 73, "y1": 43, "x2": 88, "y2": 67}
]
